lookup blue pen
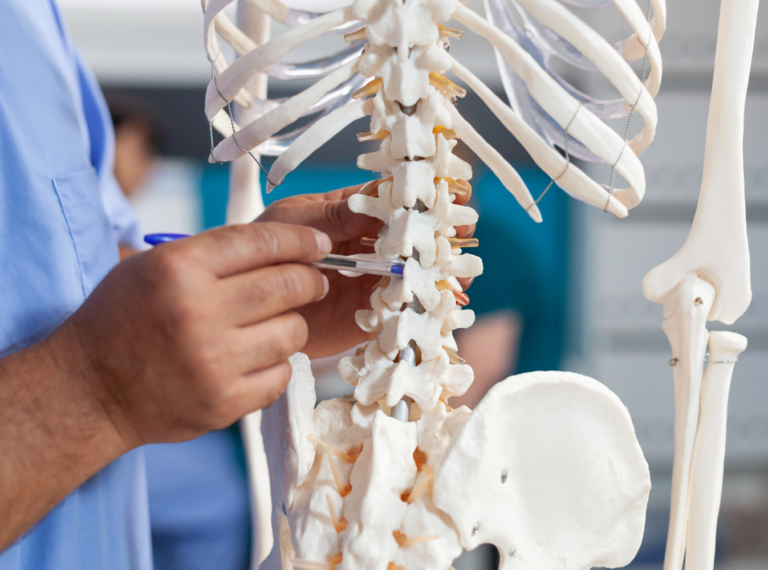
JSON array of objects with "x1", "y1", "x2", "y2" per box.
[{"x1": 144, "y1": 233, "x2": 404, "y2": 278}]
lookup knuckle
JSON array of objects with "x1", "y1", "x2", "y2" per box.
[
  {"x1": 165, "y1": 301, "x2": 197, "y2": 333},
  {"x1": 285, "y1": 312, "x2": 309, "y2": 347},
  {"x1": 252, "y1": 223, "x2": 282, "y2": 260},
  {"x1": 263, "y1": 362, "x2": 293, "y2": 405},
  {"x1": 271, "y1": 313, "x2": 308, "y2": 358},
  {"x1": 151, "y1": 249, "x2": 188, "y2": 284},
  {"x1": 277, "y1": 266, "x2": 307, "y2": 302}
]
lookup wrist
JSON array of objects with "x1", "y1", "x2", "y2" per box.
[
  {"x1": 43, "y1": 321, "x2": 134, "y2": 458},
  {"x1": 0, "y1": 325, "x2": 131, "y2": 548}
]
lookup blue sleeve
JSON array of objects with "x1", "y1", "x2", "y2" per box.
[{"x1": 76, "y1": 50, "x2": 143, "y2": 249}]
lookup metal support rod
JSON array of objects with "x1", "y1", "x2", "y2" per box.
[{"x1": 393, "y1": 200, "x2": 425, "y2": 422}]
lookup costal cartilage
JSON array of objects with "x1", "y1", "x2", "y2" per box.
[
  {"x1": 205, "y1": 5, "x2": 356, "y2": 120},
  {"x1": 685, "y1": 331, "x2": 747, "y2": 570},
  {"x1": 210, "y1": 59, "x2": 360, "y2": 162}
]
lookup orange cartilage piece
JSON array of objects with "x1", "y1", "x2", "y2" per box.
[
  {"x1": 436, "y1": 280, "x2": 470, "y2": 306},
  {"x1": 355, "y1": 343, "x2": 368, "y2": 356},
  {"x1": 432, "y1": 125, "x2": 458, "y2": 139},
  {"x1": 327, "y1": 456, "x2": 352, "y2": 497},
  {"x1": 358, "y1": 176, "x2": 391, "y2": 197},
  {"x1": 436, "y1": 176, "x2": 472, "y2": 197},
  {"x1": 437, "y1": 23, "x2": 462, "y2": 39},
  {"x1": 413, "y1": 448, "x2": 428, "y2": 469},
  {"x1": 328, "y1": 554, "x2": 343, "y2": 565},
  {"x1": 388, "y1": 563, "x2": 405, "y2": 570},
  {"x1": 429, "y1": 73, "x2": 467, "y2": 99},
  {"x1": 360, "y1": 237, "x2": 377, "y2": 247},
  {"x1": 442, "y1": 345, "x2": 466, "y2": 365},
  {"x1": 326, "y1": 495, "x2": 348, "y2": 533},
  {"x1": 344, "y1": 27, "x2": 366, "y2": 42},
  {"x1": 308, "y1": 434, "x2": 359, "y2": 463},
  {"x1": 393, "y1": 531, "x2": 439, "y2": 547},
  {"x1": 357, "y1": 130, "x2": 389, "y2": 142},
  {"x1": 406, "y1": 470, "x2": 435, "y2": 504},
  {"x1": 447, "y1": 237, "x2": 479, "y2": 249},
  {"x1": 352, "y1": 78, "x2": 383, "y2": 100}
]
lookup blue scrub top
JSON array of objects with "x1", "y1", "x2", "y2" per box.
[{"x1": 0, "y1": 1, "x2": 151, "y2": 569}]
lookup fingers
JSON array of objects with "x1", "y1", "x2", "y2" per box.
[
  {"x1": 260, "y1": 195, "x2": 378, "y2": 243},
  {"x1": 234, "y1": 311, "x2": 309, "y2": 373},
  {"x1": 318, "y1": 199, "x2": 380, "y2": 241},
  {"x1": 221, "y1": 264, "x2": 329, "y2": 326},
  {"x1": 455, "y1": 223, "x2": 476, "y2": 240},
  {"x1": 229, "y1": 360, "x2": 294, "y2": 418},
  {"x1": 171, "y1": 223, "x2": 332, "y2": 277}
]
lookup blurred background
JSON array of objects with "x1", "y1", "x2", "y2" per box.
[{"x1": 59, "y1": 0, "x2": 767, "y2": 568}]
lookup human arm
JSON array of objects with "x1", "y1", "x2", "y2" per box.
[{"x1": 0, "y1": 222, "x2": 330, "y2": 550}]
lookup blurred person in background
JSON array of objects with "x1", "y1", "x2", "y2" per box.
[
  {"x1": 105, "y1": 91, "x2": 164, "y2": 260},
  {"x1": 106, "y1": 91, "x2": 165, "y2": 200}
]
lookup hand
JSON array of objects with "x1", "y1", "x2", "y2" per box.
[
  {"x1": 52, "y1": 222, "x2": 332, "y2": 449},
  {"x1": 256, "y1": 185, "x2": 476, "y2": 359}
]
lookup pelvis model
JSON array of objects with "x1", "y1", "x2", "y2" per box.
[{"x1": 200, "y1": 0, "x2": 758, "y2": 569}]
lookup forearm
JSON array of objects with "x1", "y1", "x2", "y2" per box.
[{"x1": 0, "y1": 323, "x2": 128, "y2": 551}]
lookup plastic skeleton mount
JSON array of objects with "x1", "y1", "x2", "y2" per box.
[{"x1": 200, "y1": 0, "x2": 677, "y2": 569}]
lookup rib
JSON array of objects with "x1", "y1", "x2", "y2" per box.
[
  {"x1": 268, "y1": 42, "x2": 365, "y2": 81},
  {"x1": 205, "y1": 5, "x2": 355, "y2": 120},
  {"x1": 203, "y1": 0, "x2": 253, "y2": 109},
  {"x1": 210, "y1": 58, "x2": 360, "y2": 162},
  {"x1": 267, "y1": 98, "x2": 374, "y2": 192},
  {"x1": 216, "y1": 15, "x2": 365, "y2": 82},
  {"x1": 623, "y1": 0, "x2": 667, "y2": 60},
  {"x1": 449, "y1": 57, "x2": 630, "y2": 217},
  {"x1": 244, "y1": 0, "x2": 290, "y2": 23},
  {"x1": 453, "y1": 3, "x2": 656, "y2": 193},
  {"x1": 447, "y1": 106, "x2": 542, "y2": 223},
  {"x1": 515, "y1": 0, "x2": 662, "y2": 112}
]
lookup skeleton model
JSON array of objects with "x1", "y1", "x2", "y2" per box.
[{"x1": 200, "y1": 0, "x2": 758, "y2": 569}]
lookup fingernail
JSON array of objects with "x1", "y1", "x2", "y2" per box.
[
  {"x1": 316, "y1": 232, "x2": 332, "y2": 255},
  {"x1": 320, "y1": 274, "x2": 330, "y2": 300}
]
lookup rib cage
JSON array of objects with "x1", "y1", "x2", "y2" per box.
[{"x1": 203, "y1": 0, "x2": 665, "y2": 216}]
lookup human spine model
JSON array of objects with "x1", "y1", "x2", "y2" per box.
[{"x1": 200, "y1": 0, "x2": 756, "y2": 569}]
